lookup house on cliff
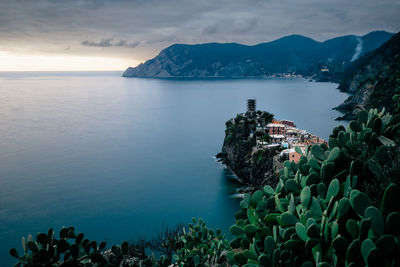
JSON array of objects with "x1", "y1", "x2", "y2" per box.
[{"x1": 266, "y1": 123, "x2": 286, "y2": 135}]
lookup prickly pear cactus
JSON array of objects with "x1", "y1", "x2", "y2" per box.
[
  {"x1": 227, "y1": 104, "x2": 400, "y2": 266},
  {"x1": 174, "y1": 218, "x2": 230, "y2": 267},
  {"x1": 10, "y1": 226, "x2": 169, "y2": 267}
]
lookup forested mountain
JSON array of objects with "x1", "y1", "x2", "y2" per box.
[
  {"x1": 123, "y1": 31, "x2": 393, "y2": 78},
  {"x1": 335, "y1": 32, "x2": 400, "y2": 120}
]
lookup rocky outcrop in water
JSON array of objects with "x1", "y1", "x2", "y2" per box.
[{"x1": 216, "y1": 111, "x2": 280, "y2": 190}]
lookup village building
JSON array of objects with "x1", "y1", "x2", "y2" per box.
[
  {"x1": 280, "y1": 148, "x2": 293, "y2": 158},
  {"x1": 281, "y1": 120, "x2": 296, "y2": 128},
  {"x1": 286, "y1": 127, "x2": 300, "y2": 137},
  {"x1": 270, "y1": 134, "x2": 285, "y2": 143},
  {"x1": 242, "y1": 101, "x2": 326, "y2": 159},
  {"x1": 290, "y1": 144, "x2": 307, "y2": 163},
  {"x1": 289, "y1": 150, "x2": 301, "y2": 163},
  {"x1": 266, "y1": 123, "x2": 286, "y2": 135}
]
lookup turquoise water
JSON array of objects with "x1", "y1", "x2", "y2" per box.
[{"x1": 0, "y1": 72, "x2": 348, "y2": 264}]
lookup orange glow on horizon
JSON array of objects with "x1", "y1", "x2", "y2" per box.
[{"x1": 0, "y1": 51, "x2": 140, "y2": 71}]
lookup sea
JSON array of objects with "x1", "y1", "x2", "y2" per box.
[{"x1": 0, "y1": 71, "x2": 348, "y2": 264}]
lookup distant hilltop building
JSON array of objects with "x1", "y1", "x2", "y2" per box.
[{"x1": 247, "y1": 99, "x2": 256, "y2": 112}]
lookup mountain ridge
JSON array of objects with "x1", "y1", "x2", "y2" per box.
[{"x1": 123, "y1": 31, "x2": 394, "y2": 78}]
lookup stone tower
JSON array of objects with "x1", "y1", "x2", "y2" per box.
[{"x1": 247, "y1": 99, "x2": 256, "y2": 112}]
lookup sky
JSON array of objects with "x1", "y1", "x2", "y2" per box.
[{"x1": 0, "y1": 0, "x2": 399, "y2": 71}]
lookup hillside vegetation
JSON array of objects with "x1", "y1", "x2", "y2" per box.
[{"x1": 335, "y1": 32, "x2": 400, "y2": 120}]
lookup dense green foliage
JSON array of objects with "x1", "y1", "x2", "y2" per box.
[
  {"x1": 9, "y1": 227, "x2": 169, "y2": 267},
  {"x1": 173, "y1": 218, "x2": 230, "y2": 266},
  {"x1": 228, "y1": 184, "x2": 400, "y2": 266},
  {"x1": 225, "y1": 92, "x2": 400, "y2": 266}
]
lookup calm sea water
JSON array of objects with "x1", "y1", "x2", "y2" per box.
[{"x1": 0, "y1": 71, "x2": 348, "y2": 264}]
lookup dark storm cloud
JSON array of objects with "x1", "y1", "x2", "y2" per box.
[
  {"x1": 81, "y1": 38, "x2": 140, "y2": 48},
  {"x1": 0, "y1": 0, "x2": 399, "y2": 61},
  {"x1": 114, "y1": 40, "x2": 140, "y2": 48},
  {"x1": 82, "y1": 39, "x2": 114, "y2": 47}
]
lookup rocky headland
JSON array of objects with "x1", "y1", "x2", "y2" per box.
[
  {"x1": 216, "y1": 110, "x2": 280, "y2": 191},
  {"x1": 217, "y1": 101, "x2": 329, "y2": 192}
]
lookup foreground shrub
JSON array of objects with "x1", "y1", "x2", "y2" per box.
[
  {"x1": 173, "y1": 218, "x2": 230, "y2": 266},
  {"x1": 10, "y1": 226, "x2": 169, "y2": 267},
  {"x1": 150, "y1": 223, "x2": 185, "y2": 259}
]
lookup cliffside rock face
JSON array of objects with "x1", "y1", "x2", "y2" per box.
[
  {"x1": 216, "y1": 111, "x2": 279, "y2": 189},
  {"x1": 335, "y1": 32, "x2": 400, "y2": 120},
  {"x1": 122, "y1": 31, "x2": 393, "y2": 78}
]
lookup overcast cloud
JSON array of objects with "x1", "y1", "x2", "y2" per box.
[
  {"x1": 0, "y1": 0, "x2": 399, "y2": 63},
  {"x1": 81, "y1": 38, "x2": 140, "y2": 48}
]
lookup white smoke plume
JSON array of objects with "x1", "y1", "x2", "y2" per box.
[{"x1": 351, "y1": 37, "x2": 363, "y2": 62}]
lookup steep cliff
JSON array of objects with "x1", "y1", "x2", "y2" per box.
[
  {"x1": 335, "y1": 32, "x2": 400, "y2": 120},
  {"x1": 216, "y1": 111, "x2": 280, "y2": 190}
]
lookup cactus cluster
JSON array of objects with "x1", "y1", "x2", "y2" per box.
[
  {"x1": 331, "y1": 107, "x2": 400, "y2": 202},
  {"x1": 226, "y1": 105, "x2": 400, "y2": 266},
  {"x1": 173, "y1": 218, "x2": 230, "y2": 267},
  {"x1": 9, "y1": 227, "x2": 169, "y2": 267}
]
